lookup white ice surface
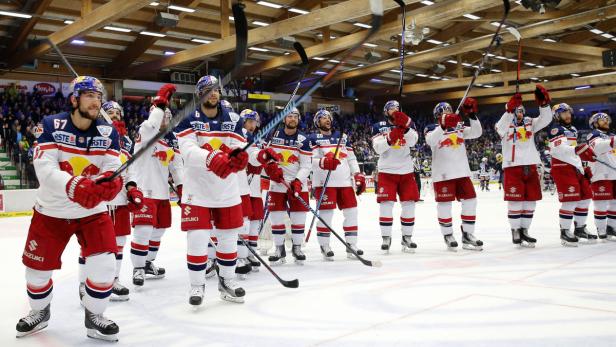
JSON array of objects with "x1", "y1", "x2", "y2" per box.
[{"x1": 2, "y1": 188, "x2": 616, "y2": 347}]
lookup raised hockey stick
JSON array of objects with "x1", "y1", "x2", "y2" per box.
[
  {"x1": 508, "y1": 26, "x2": 522, "y2": 163},
  {"x1": 305, "y1": 128, "x2": 346, "y2": 242},
  {"x1": 239, "y1": 0, "x2": 384, "y2": 152},
  {"x1": 239, "y1": 238, "x2": 299, "y2": 288},
  {"x1": 100, "y1": 3, "x2": 248, "y2": 182},
  {"x1": 393, "y1": 0, "x2": 406, "y2": 96},
  {"x1": 46, "y1": 38, "x2": 113, "y2": 124},
  {"x1": 455, "y1": 0, "x2": 510, "y2": 115},
  {"x1": 279, "y1": 180, "x2": 382, "y2": 267}
]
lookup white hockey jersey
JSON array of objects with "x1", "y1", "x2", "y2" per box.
[
  {"x1": 266, "y1": 129, "x2": 312, "y2": 193},
  {"x1": 547, "y1": 123, "x2": 582, "y2": 173},
  {"x1": 495, "y1": 106, "x2": 552, "y2": 168},
  {"x1": 371, "y1": 121, "x2": 418, "y2": 175},
  {"x1": 108, "y1": 134, "x2": 134, "y2": 206},
  {"x1": 587, "y1": 129, "x2": 616, "y2": 182},
  {"x1": 309, "y1": 131, "x2": 360, "y2": 188},
  {"x1": 236, "y1": 128, "x2": 261, "y2": 196},
  {"x1": 132, "y1": 107, "x2": 184, "y2": 200},
  {"x1": 175, "y1": 106, "x2": 246, "y2": 208},
  {"x1": 33, "y1": 112, "x2": 122, "y2": 219},
  {"x1": 245, "y1": 131, "x2": 265, "y2": 198},
  {"x1": 425, "y1": 119, "x2": 482, "y2": 182}
]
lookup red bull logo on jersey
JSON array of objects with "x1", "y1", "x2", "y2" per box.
[
  {"x1": 438, "y1": 133, "x2": 465, "y2": 149},
  {"x1": 59, "y1": 156, "x2": 100, "y2": 177},
  {"x1": 279, "y1": 150, "x2": 299, "y2": 167},
  {"x1": 390, "y1": 138, "x2": 407, "y2": 149},
  {"x1": 152, "y1": 148, "x2": 175, "y2": 167},
  {"x1": 507, "y1": 127, "x2": 532, "y2": 142},
  {"x1": 326, "y1": 148, "x2": 348, "y2": 159}
]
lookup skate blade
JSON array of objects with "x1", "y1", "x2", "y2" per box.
[
  {"x1": 401, "y1": 246, "x2": 416, "y2": 253},
  {"x1": 236, "y1": 274, "x2": 247, "y2": 281},
  {"x1": 520, "y1": 242, "x2": 535, "y2": 248},
  {"x1": 446, "y1": 246, "x2": 458, "y2": 252},
  {"x1": 294, "y1": 259, "x2": 305, "y2": 265},
  {"x1": 220, "y1": 293, "x2": 244, "y2": 304},
  {"x1": 322, "y1": 255, "x2": 334, "y2": 262},
  {"x1": 87, "y1": 329, "x2": 118, "y2": 342},
  {"x1": 16, "y1": 321, "x2": 48, "y2": 338},
  {"x1": 561, "y1": 240, "x2": 578, "y2": 247},
  {"x1": 462, "y1": 244, "x2": 483, "y2": 251},
  {"x1": 269, "y1": 258, "x2": 286, "y2": 266},
  {"x1": 110, "y1": 294, "x2": 129, "y2": 302},
  {"x1": 250, "y1": 266, "x2": 260, "y2": 273},
  {"x1": 606, "y1": 236, "x2": 616, "y2": 242},
  {"x1": 145, "y1": 274, "x2": 165, "y2": 280},
  {"x1": 381, "y1": 248, "x2": 390, "y2": 255}
]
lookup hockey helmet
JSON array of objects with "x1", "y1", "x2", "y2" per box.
[
  {"x1": 220, "y1": 99, "x2": 234, "y2": 112},
  {"x1": 588, "y1": 112, "x2": 611, "y2": 129},
  {"x1": 383, "y1": 100, "x2": 400, "y2": 114},
  {"x1": 552, "y1": 103, "x2": 573, "y2": 122},
  {"x1": 196, "y1": 75, "x2": 219, "y2": 99},
  {"x1": 433, "y1": 102, "x2": 453, "y2": 119},
  {"x1": 102, "y1": 101, "x2": 123, "y2": 118},
  {"x1": 240, "y1": 109, "x2": 260, "y2": 126},
  {"x1": 313, "y1": 109, "x2": 332, "y2": 128},
  {"x1": 70, "y1": 76, "x2": 104, "y2": 98}
]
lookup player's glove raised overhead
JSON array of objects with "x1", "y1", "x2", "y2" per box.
[
  {"x1": 534, "y1": 84, "x2": 551, "y2": 107},
  {"x1": 506, "y1": 93, "x2": 523, "y2": 113}
]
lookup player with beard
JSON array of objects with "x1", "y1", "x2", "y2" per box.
[
  {"x1": 175, "y1": 75, "x2": 249, "y2": 306},
  {"x1": 309, "y1": 109, "x2": 365, "y2": 260},
  {"x1": 16, "y1": 76, "x2": 124, "y2": 341}
]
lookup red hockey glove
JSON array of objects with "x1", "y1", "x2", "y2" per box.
[
  {"x1": 66, "y1": 176, "x2": 104, "y2": 208},
  {"x1": 95, "y1": 171, "x2": 124, "y2": 201},
  {"x1": 319, "y1": 155, "x2": 341, "y2": 170},
  {"x1": 391, "y1": 111, "x2": 412, "y2": 129},
  {"x1": 534, "y1": 84, "x2": 551, "y2": 107},
  {"x1": 264, "y1": 161, "x2": 284, "y2": 183},
  {"x1": 112, "y1": 120, "x2": 127, "y2": 137},
  {"x1": 229, "y1": 149, "x2": 249, "y2": 172},
  {"x1": 354, "y1": 172, "x2": 366, "y2": 195},
  {"x1": 206, "y1": 150, "x2": 233, "y2": 178},
  {"x1": 257, "y1": 148, "x2": 281, "y2": 165},
  {"x1": 439, "y1": 113, "x2": 461, "y2": 130},
  {"x1": 583, "y1": 166, "x2": 593, "y2": 181},
  {"x1": 506, "y1": 93, "x2": 523, "y2": 113},
  {"x1": 126, "y1": 187, "x2": 144, "y2": 213},
  {"x1": 153, "y1": 83, "x2": 176, "y2": 108},
  {"x1": 575, "y1": 144, "x2": 596, "y2": 162},
  {"x1": 462, "y1": 97, "x2": 478, "y2": 119},
  {"x1": 290, "y1": 179, "x2": 302, "y2": 195},
  {"x1": 387, "y1": 127, "x2": 405, "y2": 145}
]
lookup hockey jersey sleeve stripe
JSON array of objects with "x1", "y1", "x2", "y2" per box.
[
  {"x1": 56, "y1": 144, "x2": 108, "y2": 156},
  {"x1": 549, "y1": 135, "x2": 565, "y2": 143},
  {"x1": 195, "y1": 131, "x2": 245, "y2": 142},
  {"x1": 38, "y1": 143, "x2": 58, "y2": 150},
  {"x1": 176, "y1": 128, "x2": 195, "y2": 137}
]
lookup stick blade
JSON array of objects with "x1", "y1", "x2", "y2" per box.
[
  {"x1": 283, "y1": 279, "x2": 299, "y2": 288},
  {"x1": 293, "y1": 42, "x2": 309, "y2": 66},
  {"x1": 370, "y1": 260, "x2": 383, "y2": 268}
]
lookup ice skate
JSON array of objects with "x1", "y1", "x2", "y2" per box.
[
  {"x1": 235, "y1": 258, "x2": 252, "y2": 280},
  {"x1": 443, "y1": 234, "x2": 458, "y2": 251},
  {"x1": 268, "y1": 245, "x2": 286, "y2": 266},
  {"x1": 218, "y1": 277, "x2": 245, "y2": 303},
  {"x1": 560, "y1": 229, "x2": 578, "y2": 247},
  {"x1": 607, "y1": 226, "x2": 616, "y2": 241},
  {"x1": 16, "y1": 304, "x2": 50, "y2": 338},
  {"x1": 598, "y1": 228, "x2": 607, "y2": 240},
  {"x1": 346, "y1": 244, "x2": 364, "y2": 259},
  {"x1": 519, "y1": 228, "x2": 536, "y2": 248},
  {"x1": 111, "y1": 278, "x2": 129, "y2": 302},
  {"x1": 85, "y1": 309, "x2": 119, "y2": 342},
  {"x1": 462, "y1": 231, "x2": 483, "y2": 251},
  {"x1": 401, "y1": 235, "x2": 417, "y2": 253},
  {"x1": 291, "y1": 244, "x2": 306, "y2": 265},
  {"x1": 145, "y1": 260, "x2": 166, "y2": 279},
  {"x1": 381, "y1": 236, "x2": 392, "y2": 254},
  {"x1": 79, "y1": 282, "x2": 86, "y2": 306},
  {"x1": 320, "y1": 245, "x2": 334, "y2": 261},
  {"x1": 511, "y1": 228, "x2": 522, "y2": 246},
  {"x1": 132, "y1": 267, "x2": 145, "y2": 287},
  {"x1": 247, "y1": 255, "x2": 261, "y2": 272},
  {"x1": 574, "y1": 224, "x2": 598, "y2": 244},
  {"x1": 205, "y1": 259, "x2": 218, "y2": 279},
  {"x1": 189, "y1": 285, "x2": 204, "y2": 306}
]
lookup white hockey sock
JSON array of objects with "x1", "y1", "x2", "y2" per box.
[
  {"x1": 269, "y1": 211, "x2": 287, "y2": 246},
  {"x1": 316, "y1": 209, "x2": 334, "y2": 247},
  {"x1": 461, "y1": 198, "x2": 477, "y2": 234},
  {"x1": 131, "y1": 225, "x2": 153, "y2": 268},
  {"x1": 437, "y1": 202, "x2": 453, "y2": 235},
  {"x1": 146, "y1": 228, "x2": 165, "y2": 262},
  {"x1": 559, "y1": 201, "x2": 577, "y2": 230},
  {"x1": 507, "y1": 201, "x2": 523, "y2": 230},
  {"x1": 608, "y1": 200, "x2": 616, "y2": 229},
  {"x1": 237, "y1": 218, "x2": 250, "y2": 259},
  {"x1": 208, "y1": 235, "x2": 218, "y2": 262},
  {"x1": 379, "y1": 201, "x2": 394, "y2": 237},
  {"x1": 400, "y1": 201, "x2": 416, "y2": 236},
  {"x1": 115, "y1": 236, "x2": 127, "y2": 278},
  {"x1": 187, "y1": 229, "x2": 209, "y2": 287},
  {"x1": 25, "y1": 268, "x2": 53, "y2": 311},
  {"x1": 574, "y1": 199, "x2": 591, "y2": 227},
  {"x1": 83, "y1": 253, "x2": 115, "y2": 314},
  {"x1": 594, "y1": 200, "x2": 608, "y2": 235},
  {"x1": 215, "y1": 228, "x2": 240, "y2": 278},
  {"x1": 290, "y1": 212, "x2": 306, "y2": 245},
  {"x1": 521, "y1": 201, "x2": 536, "y2": 229},
  {"x1": 342, "y1": 207, "x2": 358, "y2": 245},
  {"x1": 248, "y1": 220, "x2": 260, "y2": 248}
]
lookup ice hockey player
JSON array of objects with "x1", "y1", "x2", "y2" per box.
[
  {"x1": 309, "y1": 109, "x2": 366, "y2": 260},
  {"x1": 495, "y1": 86, "x2": 552, "y2": 248},
  {"x1": 175, "y1": 75, "x2": 249, "y2": 306},
  {"x1": 425, "y1": 98, "x2": 483, "y2": 251},
  {"x1": 77, "y1": 101, "x2": 143, "y2": 302},
  {"x1": 547, "y1": 103, "x2": 597, "y2": 246},
  {"x1": 130, "y1": 84, "x2": 184, "y2": 287},
  {"x1": 17, "y1": 76, "x2": 124, "y2": 341},
  {"x1": 586, "y1": 112, "x2": 616, "y2": 241},
  {"x1": 479, "y1": 157, "x2": 490, "y2": 192},
  {"x1": 259, "y1": 107, "x2": 312, "y2": 265},
  {"x1": 371, "y1": 100, "x2": 419, "y2": 253}
]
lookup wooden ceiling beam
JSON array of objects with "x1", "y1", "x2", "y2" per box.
[
  {"x1": 478, "y1": 85, "x2": 616, "y2": 105},
  {"x1": 4, "y1": 0, "x2": 54, "y2": 57}
]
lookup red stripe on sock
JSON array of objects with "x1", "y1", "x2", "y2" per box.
[
  {"x1": 187, "y1": 254, "x2": 207, "y2": 264},
  {"x1": 400, "y1": 217, "x2": 415, "y2": 223},
  {"x1": 149, "y1": 240, "x2": 161, "y2": 247},
  {"x1": 85, "y1": 279, "x2": 113, "y2": 292},
  {"x1": 379, "y1": 217, "x2": 393, "y2": 222},
  {"x1": 271, "y1": 224, "x2": 286, "y2": 230},
  {"x1": 461, "y1": 215, "x2": 476, "y2": 221},
  {"x1": 317, "y1": 227, "x2": 329, "y2": 232},
  {"x1": 559, "y1": 209, "x2": 574, "y2": 215},
  {"x1": 438, "y1": 217, "x2": 453, "y2": 223},
  {"x1": 343, "y1": 226, "x2": 358, "y2": 231},
  {"x1": 27, "y1": 279, "x2": 53, "y2": 294},
  {"x1": 216, "y1": 252, "x2": 237, "y2": 260},
  {"x1": 131, "y1": 242, "x2": 149, "y2": 251}
]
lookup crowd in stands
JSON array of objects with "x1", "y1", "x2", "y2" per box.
[{"x1": 0, "y1": 88, "x2": 607, "y2": 189}]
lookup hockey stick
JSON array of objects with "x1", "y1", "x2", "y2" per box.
[
  {"x1": 239, "y1": 238, "x2": 299, "y2": 288},
  {"x1": 393, "y1": 0, "x2": 406, "y2": 96},
  {"x1": 305, "y1": 128, "x2": 346, "y2": 242},
  {"x1": 239, "y1": 0, "x2": 384, "y2": 152},
  {"x1": 508, "y1": 26, "x2": 522, "y2": 163},
  {"x1": 100, "y1": 3, "x2": 248, "y2": 182},
  {"x1": 279, "y1": 180, "x2": 381, "y2": 267},
  {"x1": 46, "y1": 38, "x2": 113, "y2": 124},
  {"x1": 455, "y1": 0, "x2": 510, "y2": 114}
]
